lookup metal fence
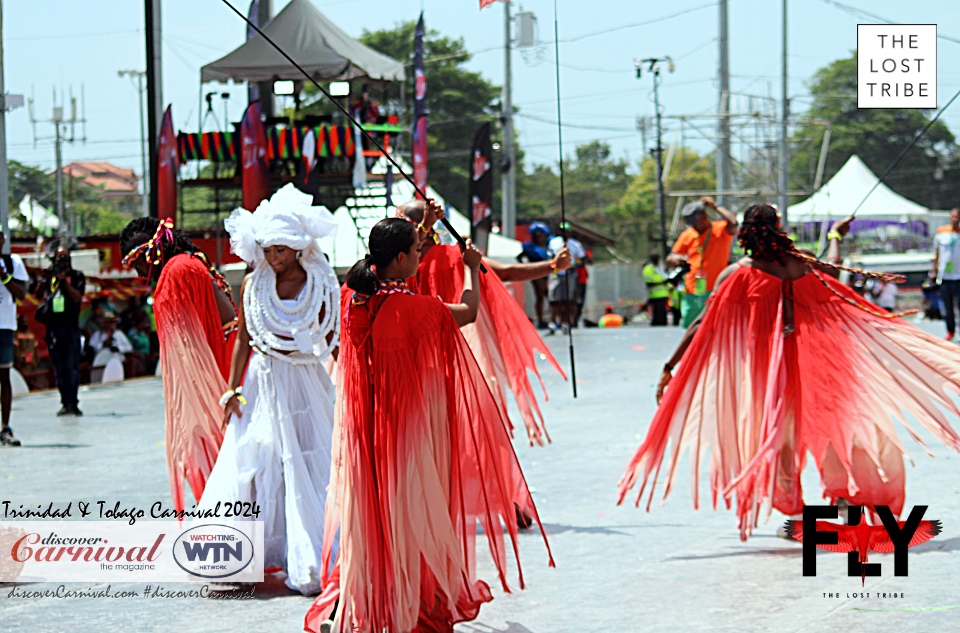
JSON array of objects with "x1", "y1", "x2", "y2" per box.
[{"x1": 521, "y1": 262, "x2": 650, "y2": 323}]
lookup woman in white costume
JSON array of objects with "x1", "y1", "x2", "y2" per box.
[{"x1": 199, "y1": 184, "x2": 340, "y2": 595}]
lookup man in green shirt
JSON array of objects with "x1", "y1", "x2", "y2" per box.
[{"x1": 642, "y1": 253, "x2": 670, "y2": 326}]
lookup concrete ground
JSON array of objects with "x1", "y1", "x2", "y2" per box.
[{"x1": 1, "y1": 319, "x2": 959, "y2": 632}]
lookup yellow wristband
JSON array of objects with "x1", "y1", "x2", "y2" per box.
[{"x1": 827, "y1": 231, "x2": 843, "y2": 242}]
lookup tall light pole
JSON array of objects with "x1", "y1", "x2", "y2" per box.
[
  {"x1": 637, "y1": 57, "x2": 674, "y2": 258},
  {"x1": 501, "y1": 0, "x2": 516, "y2": 238},
  {"x1": 119, "y1": 70, "x2": 148, "y2": 217},
  {"x1": 779, "y1": 0, "x2": 790, "y2": 224},
  {"x1": 717, "y1": 0, "x2": 732, "y2": 208}
]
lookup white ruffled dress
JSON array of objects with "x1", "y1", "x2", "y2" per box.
[{"x1": 198, "y1": 265, "x2": 339, "y2": 595}]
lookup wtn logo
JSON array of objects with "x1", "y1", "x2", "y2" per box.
[
  {"x1": 181, "y1": 540, "x2": 243, "y2": 564},
  {"x1": 173, "y1": 524, "x2": 255, "y2": 579},
  {"x1": 784, "y1": 505, "x2": 941, "y2": 585}
]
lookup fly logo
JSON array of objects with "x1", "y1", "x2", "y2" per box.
[
  {"x1": 173, "y1": 525, "x2": 255, "y2": 579},
  {"x1": 785, "y1": 505, "x2": 941, "y2": 585}
]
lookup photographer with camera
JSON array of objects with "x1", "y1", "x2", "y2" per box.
[
  {"x1": 32, "y1": 246, "x2": 86, "y2": 417},
  {"x1": 667, "y1": 197, "x2": 739, "y2": 328},
  {"x1": 0, "y1": 232, "x2": 27, "y2": 446}
]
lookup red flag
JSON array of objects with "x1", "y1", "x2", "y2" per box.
[
  {"x1": 240, "y1": 102, "x2": 270, "y2": 211},
  {"x1": 480, "y1": 0, "x2": 504, "y2": 9},
  {"x1": 156, "y1": 106, "x2": 178, "y2": 225}
]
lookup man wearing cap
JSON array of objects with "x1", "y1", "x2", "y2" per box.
[
  {"x1": 88, "y1": 312, "x2": 133, "y2": 359},
  {"x1": 667, "y1": 196, "x2": 738, "y2": 327},
  {"x1": 519, "y1": 222, "x2": 554, "y2": 329}
]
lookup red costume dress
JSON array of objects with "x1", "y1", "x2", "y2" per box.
[
  {"x1": 414, "y1": 244, "x2": 566, "y2": 445},
  {"x1": 618, "y1": 265, "x2": 960, "y2": 539},
  {"x1": 305, "y1": 280, "x2": 552, "y2": 633},
  {"x1": 154, "y1": 254, "x2": 233, "y2": 513}
]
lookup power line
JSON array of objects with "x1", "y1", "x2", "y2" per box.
[
  {"x1": 545, "y1": 3, "x2": 716, "y2": 45},
  {"x1": 820, "y1": 0, "x2": 960, "y2": 46}
]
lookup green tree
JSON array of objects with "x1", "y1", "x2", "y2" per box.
[
  {"x1": 607, "y1": 148, "x2": 715, "y2": 260},
  {"x1": 517, "y1": 141, "x2": 630, "y2": 221},
  {"x1": 791, "y1": 53, "x2": 958, "y2": 209}
]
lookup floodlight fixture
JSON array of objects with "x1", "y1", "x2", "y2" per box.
[
  {"x1": 273, "y1": 80, "x2": 296, "y2": 96},
  {"x1": 329, "y1": 81, "x2": 350, "y2": 97}
]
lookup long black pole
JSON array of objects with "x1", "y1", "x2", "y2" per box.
[
  {"x1": 217, "y1": 0, "x2": 481, "y2": 271},
  {"x1": 553, "y1": 0, "x2": 577, "y2": 398},
  {"x1": 145, "y1": 0, "x2": 162, "y2": 218}
]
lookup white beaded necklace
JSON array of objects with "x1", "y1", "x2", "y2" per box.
[{"x1": 245, "y1": 253, "x2": 340, "y2": 364}]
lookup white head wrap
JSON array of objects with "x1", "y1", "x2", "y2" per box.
[{"x1": 225, "y1": 183, "x2": 337, "y2": 265}]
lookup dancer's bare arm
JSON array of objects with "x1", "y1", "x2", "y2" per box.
[
  {"x1": 485, "y1": 247, "x2": 571, "y2": 282},
  {"x1": 212, "y1": 281, "x2": 237, "y2": 326},
  {"x1": 656, "y1": 262, "x2": 740, "y2": 403},
  {"x1": 222, "y1": 275, "x2": 252, "y2": 428},
  {"x1": 447, "y1": 240, "x2": 482, "y2": 327}
]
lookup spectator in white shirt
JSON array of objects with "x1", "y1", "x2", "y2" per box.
[
  {"x1": 547, "y1": 227, "x2": 586, "y2": 332},
  {"x1": 88, "y1": 312, "x2": 133, "y2": 357},
  {"x1": 0, "y1": 233, "x2": 27, "y2": 447},
  {"x1": 933, "y1": 208, "x2": 960, "y2": 340}
]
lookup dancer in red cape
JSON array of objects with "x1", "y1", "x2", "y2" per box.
[
  {"x1": 618, "y1": 204, "x2": 960, "y2": 540},
  {"x1": 305, "y1": 218, "x2": 552, "y2": 633},
  {"x1": 399, "y1": 199, "x2": 570, "y2": 446},
  {"x1": 121, "y1": 218, "x2": 238, "y2": 513}
]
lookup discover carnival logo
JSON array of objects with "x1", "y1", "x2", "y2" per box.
[
  {"x1": 173, "y1": 524, "x2": 255, "y2": 579},
  {"x1": 0, "y1": 521, "x2": 263, "y2": 583}
]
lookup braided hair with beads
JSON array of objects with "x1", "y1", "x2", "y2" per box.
[
  {"x1": 120, "y1": 217, "x2": 240, "y2": 336},
  {"x1": 738, "y1": 203, "x2": 915, "y2": 319}
]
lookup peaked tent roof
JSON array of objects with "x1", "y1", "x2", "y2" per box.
[
  {"x1": 788, "y1": 154, "x2": 929, "y2": 222},
  {"x1": 201, "y1": 0, "x2": 404, "y2": 84}
]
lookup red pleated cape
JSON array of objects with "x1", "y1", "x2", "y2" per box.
[
  {"x1": 305, "y1": 286, "x2": 552, "y2": 633},
  {"x1": 154, "y1": 254, "x2": 231, "y2": 513},
  {"x1": 618, "y1": 265, "x2": 960, "y2": 539},
  {"x1": 414, "y1": 244, "x2": 566, "y2": 446}
]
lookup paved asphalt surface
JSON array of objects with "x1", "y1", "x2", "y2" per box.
[{"x1": 1, "y1": 319, "x2": 959, "y2": 632}]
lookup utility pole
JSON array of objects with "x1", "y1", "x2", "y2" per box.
[
  {"x1": 29, "y1": 91, "x2": 83, "y2": 238},
  {"x1": 54, "y1": 112, "x2": 63, "y2": 233},
  {"x1": 0, "y1": 2, "x2": 24, "y2": 254},
  {"x1": 779, "y1": 0, "x2": 790, "y2": 224},
  {"x1": 145, "y1": 0, "x2": 163, "y2": 218},
  {"x1": 501, "y1": 0, "x2": 516, "y2": 238},
  {"x1": 638, "y1": 57, "x2": 674, "y2": 259},
  {"x1": 717, "y1": 0, "x2": 732, "y2": 208},
  {"x1": 119, "y1": 70, "x2": 148, "y2": 217}
]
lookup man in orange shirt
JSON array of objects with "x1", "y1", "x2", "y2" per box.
[{"x1": 666, "y1": 196, "x2": 738, "y2": 327}]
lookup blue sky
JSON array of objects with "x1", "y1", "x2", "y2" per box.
[{"x1": 5, "y1": 0, "x2": 960, "y2": 181}]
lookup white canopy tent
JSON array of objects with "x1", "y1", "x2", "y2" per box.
[
  {"x1": 788, "y1": 154, "x2": 930, "y2": 224},
  {"x1": 201, "y1": 0, "x2": 405, "y2": 84},
  {"x1": 318, "y1": 158, "x2": 524, "y2": 270}
]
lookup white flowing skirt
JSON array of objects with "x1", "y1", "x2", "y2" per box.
[{"x1": 198, "y1": 351, "x2": 335, "y2": 595}]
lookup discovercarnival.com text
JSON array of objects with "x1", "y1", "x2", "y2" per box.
[{"x1": 6, "y1": 584, "x2": 256, "y2": 600}]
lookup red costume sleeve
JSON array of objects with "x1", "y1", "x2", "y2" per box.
[
  {"x1": 416, "y1": 245, "x2": 566, "y2": 446},
  {"x1": 154, "y1": 254, "x2": 229, "y2": 513},
  {"x1": 619, "y1": 266, "x2": 960, "y2": 539},
  {"x1": 306, "y1": 292, "x2": 552, "y2": 633}
]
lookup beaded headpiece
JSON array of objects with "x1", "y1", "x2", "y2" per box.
[{"x1": 121, "y1": 219, "x2": 174, "y2": 270}]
